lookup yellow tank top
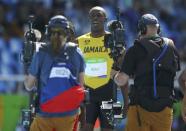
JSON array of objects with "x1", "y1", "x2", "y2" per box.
[{"x1": 78, "y1": 33, "x2": 114, "y2": 89}]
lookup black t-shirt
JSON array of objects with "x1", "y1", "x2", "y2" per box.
[
  {"x1": 121, "y1": 40, "x2": 177, "y2": 87},
  {"x1": 121, "y1": 43, "x2": 146, "y2": 76}
]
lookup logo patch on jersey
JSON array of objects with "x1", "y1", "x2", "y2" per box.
[
  {"x1": 84, "y1": 40, "x2": 90, "y2": 45},
  {"x1": 83, "y1": 46, "x2": 108, "y2": 53}
]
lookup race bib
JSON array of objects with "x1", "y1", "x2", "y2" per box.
[
  {"x1": 85, "y1": 58, "x2": 107, "y2": 77},
  {"x1": 49, "y1": 67, "x2": 71, "y2": 78}
]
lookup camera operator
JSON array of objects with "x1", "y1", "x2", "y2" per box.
[
  {"x1": 76, "y1": 6, "x2": 128, "y2": 131},
  {"x1": 112, "y1": 14, "x2": 180, "y2": 131},
  {"x1": 23, "y1": 15, "x2": 86, "y2": 131}
]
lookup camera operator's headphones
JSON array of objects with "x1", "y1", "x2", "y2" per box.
[
  {"x1": 137, "y1": 14, "x2": 160, "y2": 35},
  {"x1": 68, "y1": 21, "x2": 75, "y2": 36},
  {"x1": 45, "y1": 15, "x2": 70, "y2": 38}
]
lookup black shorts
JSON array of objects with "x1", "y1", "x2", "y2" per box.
[{"x1": 85, "y1": 101, "x2": 114, "y2": 129}]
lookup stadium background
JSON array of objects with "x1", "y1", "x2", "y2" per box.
[{"x1": 0, "y1": 0, "x2": 186, "y2": 130}]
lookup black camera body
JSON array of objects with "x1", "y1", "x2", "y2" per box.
[
  {"x1": 21, "y1": 109, "x2": 32, "y2": 130},
  {"x1": 84, "y1": 88, "x2": 90, "y2": 104},
  {"x1": 21, "y1": 103, "x2": 36, "y2": 130},
  {"x1": 22, "y1": 37, "x2": 36, "y2": 68},
  {"x1": 100, "y1": 99, "x2": 123, "y2": 126},
  {"x1": 21, "y1": 89, "x2": 39, "y2": 130},
  {"x1": 22, "y1": 15, "x2": 41, "y2": 70},
  {"x1": 104, "y1": 8, "x2": 126, "y2": 63},
  {"x1": 102, "y1": 9, "x2": 125, "y2": 126}
]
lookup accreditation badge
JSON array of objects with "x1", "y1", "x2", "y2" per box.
[{"x1": 85, "y1": 58, "x2": 107, "y2": 77}]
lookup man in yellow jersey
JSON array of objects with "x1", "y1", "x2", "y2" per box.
[
  {"x1": 112, "y1": 14, "x2": 180, "y2": 131},
  {"x1": 77, "y1": 6, "x2": 128, "y2": 131}
]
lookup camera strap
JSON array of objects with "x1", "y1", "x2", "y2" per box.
[{"x1": 152, "y1": 42, "x2": 168, "y2": 98}]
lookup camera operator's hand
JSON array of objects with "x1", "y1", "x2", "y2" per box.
[{"x1": 110, "y1": 69, "x2": 119, "y2": 80}]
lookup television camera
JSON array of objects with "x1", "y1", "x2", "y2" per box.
[
  {"x1": 104, "y1": 8, "x2": 126, "y2": 66},
  {"x1": 21, "y1": 15, "x2": 41, "y2": 130},
  {"x1": 101, "y1": 8, "x2": 126, "y2": 126},
  {"x1": 22, "y1": 15, "x2": 42, "y2": 70},
  {"x1": 101, "y1": 99, "x2": 124, "y2": 126}
]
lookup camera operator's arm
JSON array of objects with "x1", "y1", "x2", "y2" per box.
[
  {"x1": 23, "y1": 50, "x2": 40, "y2": 91},
  {"x1": 120, "y1": 82, "x2": 129, "y2": 118},
  {"x1": 23, "y1": 28, "x2": 42, "y2": 89},
  {"x1": 111, "y1": 50, "x2": 129, "y2": 87},
  {"x1": 110, "y1": 50, "x2": 129, "y2": 117},
  {"x1": 111, "y1": 70, "x2": 129, "y2": 118},
  {"x1": 76, "y1": 44, "x2": 85, "y2": 90},
  {"x1": 179, "y1": 68, "x2": 186, "y2": 123},
  {"x1": 74, "y1": 46, "x2": 86, "y2": 129},
  {"x1": 77, "y1": 72, "x2": 86, "y2": 129},
  {"x1": 179, "y1": 69, "x2": 186, "y2": 93}
]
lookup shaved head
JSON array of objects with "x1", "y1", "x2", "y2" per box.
[
  {"x1": 89, "y1": 6, "x2": 107, "y2": 18},
  {"x1": 88, "y1": 6, "x2": 107, "y2": 37}
]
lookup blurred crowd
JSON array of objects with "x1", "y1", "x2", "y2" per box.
[{"x1": 0, "y1": 0, "x2": 186, "y2": 92}]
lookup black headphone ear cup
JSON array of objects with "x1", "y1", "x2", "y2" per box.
[
  {"x1": 157, "y1": 25, "x2": 161, "y2": 34},
  {"x1": 142, "y1": 25, "x2": 147, "y2": 34},
  {"x1": 44, "y1": 25, "x2": 51, "y2": 41},
  {"x1": 141, "y1": 18, "x2": 146, "y2": 34},
  {"x1": 104, "y1": 17, "x2": 107, "y2": 22},
  {"x1": 66, "y1": 29, "x2": 71, "y2": 41},
  {"x1": 138, "y1": 19, "x2": 146, "y2": 35},
  {"x1": 137, "y1": 22, "x2": 141, "y2": 33}
]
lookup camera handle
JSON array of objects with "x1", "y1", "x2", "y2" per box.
[{"x1": 113, "y1": 81, "x2": 117, "y2": 103}]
